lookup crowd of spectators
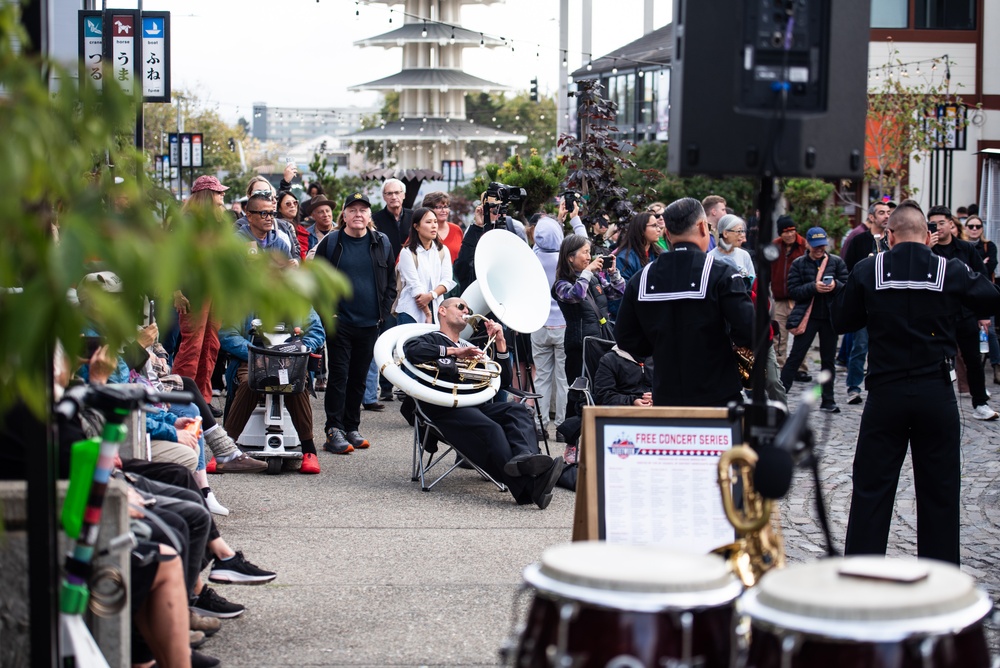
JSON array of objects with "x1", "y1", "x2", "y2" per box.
[{"x1": 9, "y1": 153, "x2": 998, "y2": 665}]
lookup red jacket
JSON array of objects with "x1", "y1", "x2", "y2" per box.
[{"x1": 770, "y1": 234, "x2": 808, "y2": 300}]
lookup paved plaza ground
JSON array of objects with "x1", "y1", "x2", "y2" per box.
[{"x1": 201, "y1": 355, "x2": 1000, "y2": 666}]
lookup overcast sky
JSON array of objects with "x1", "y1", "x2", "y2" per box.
[{"x1": 102, "y1": 0, "x2": 672, "y2": 123}]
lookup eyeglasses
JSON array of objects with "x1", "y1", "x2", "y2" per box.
[
  {"x1": 646, "y1": 222, "x2": 665, "y2": 228},
  {"x1": 283, "y1": 200, "x2": 298, "y2": 207},
  {"x1": 967, "y1": 224, "x2": 983, "y2": 230},
  {"x1": 250, "y1": 189, "x2": 274, "y2": 198},
  {"x1": 384, "y1": 190, "x2": 404, "y2": 197},
  {"x1": 650, "y1": 212, "x2": 664, "y2": 219},
  {"x1": 453, "y1": 302, "x2": 470, "y2": 312},
  {"x1": 249, "y1": 210, "x2": 275, "y2": 219},
  {"x1": 727, "y1": 229, "x2": 747, "y2": 235}
]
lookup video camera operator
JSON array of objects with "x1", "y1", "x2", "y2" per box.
[{"x1": 454, "y1": 183, "x2": 528, "y2": 291}]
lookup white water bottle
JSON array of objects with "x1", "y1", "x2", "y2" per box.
[{"x1": 981, "y1": 329, "x2": 989, "y2": 354}]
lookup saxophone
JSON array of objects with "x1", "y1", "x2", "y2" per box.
[{"x1": 712, "y1": 445, "x2": 785, "y2": 587}]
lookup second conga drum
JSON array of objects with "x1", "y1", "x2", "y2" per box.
[
  {"x1": 739, "y1": 557, "x2": 994, "y2": 668},
  {"x1": 514, "y1": 541, "x2": 742, "y2": 668}
]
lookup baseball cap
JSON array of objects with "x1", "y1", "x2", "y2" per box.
[
  {"x1": 191, "y1": 175, "x2": 229, "y2": 193},
  {"x1": 806, "y1": 227, "x2": 828, "y2": 247},
  {"x1": 343, "y1": 192, "x2": 371, "y2": 209}
]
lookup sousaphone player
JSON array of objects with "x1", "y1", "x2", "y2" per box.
[{"x1": 403, "y1": 297, "x2": 565, "y2": 509}]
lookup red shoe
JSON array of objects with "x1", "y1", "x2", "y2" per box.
[
  {"x1": 206, "y1": 457, "x2": 217, "y2": 474},
  {"x1": 300, "y1": 453, "x2": 320, "y2": 474}
]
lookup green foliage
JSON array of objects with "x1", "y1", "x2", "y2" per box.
[
  {"x1": 782, "y1": 178, "x2": 850, "y2": 248},
  {"x1": 625, "y1": 142, "x2": 758, "y2": 216},
  {"x1": 307, "y1": 148, "x2": 370, "y2": 209},
  {"x1": 143, "y1": 91, "x2": 246, "y2": 180},
  {"x1": 467, "y1": 151, "x2": 567, "y2": 219},
  {"x1": 866, "y1": 48, "x2": 975, "y2": 199},
  {"x1": 465, "y1": 91, "x2": 558, "y2": 161},
  {"x1": 0, "y1": 8, "x2": 350, "y2": 417},
  {"x1": 558, "y1": 80, "x2": 659, "y2": 225}
]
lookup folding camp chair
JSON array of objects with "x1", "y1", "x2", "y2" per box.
[
  {"x1": 568, "y1": 336, "x2": 617, "y2": 407},
  {"x1": 410, "y1": 400, "x2": 507, "y2": 493}
]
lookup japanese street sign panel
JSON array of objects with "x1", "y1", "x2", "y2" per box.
[
  {"x1": 168, "y1": 133, "x2": 179, "y2": 165},
  {"x1": 162, "y1": 154, "x2": 170, "y2": 180},
  {"x1": 78, "y1": 11, "x2": 103, "y2": 91},
  {"x1": 191, "y1": 133, "x2": 204, "y2": 168},
  {"x1": 180, "y1": 133, "x2": 192, "y2": 168},
  {"x1": 108, "y1": 13, "x2": 136, "y2": 95},
  {"x1": 141, "y1": 13, "x2": 170, "y2": 102}
]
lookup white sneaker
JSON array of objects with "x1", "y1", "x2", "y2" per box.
[
  {"x1": 205, "y1": 491, "x2": 230, "y2": 516},
  {"x1": 972, "y1": 404, "x2": 999, "y2": 421}
]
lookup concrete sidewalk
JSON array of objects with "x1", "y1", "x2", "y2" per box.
[
  {"x1": 204, "y1": 398, "x2": 574, "y2": 667},
  {"x1": 203, "y1": 362, "x2": 1000, "y2": 666}
]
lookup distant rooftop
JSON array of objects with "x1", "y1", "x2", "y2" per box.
[
  {"x1": 346, "y1": 117, "x2": 526, "y2": 143},
  {"x1": 572, "y1": 24, "x2": 672, "y2": 79},
  {"x1": 349, "y1": 68, "x2": 509, "y2": 92}
]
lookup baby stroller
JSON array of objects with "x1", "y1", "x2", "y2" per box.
[{"x1": 237, "y1": 320, "x2": 311, "y2": 474}]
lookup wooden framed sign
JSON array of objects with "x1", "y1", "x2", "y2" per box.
[{"x1": 573, "y1": 406, "x2": 741, "y2": 554}]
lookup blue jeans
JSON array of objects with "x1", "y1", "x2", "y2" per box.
[
  {"x1": 171, "y1": 402, "x2": 206, "y2": 470},
  {"x1": 846, "y1": 327, "x2": 869, "y2": 393}
]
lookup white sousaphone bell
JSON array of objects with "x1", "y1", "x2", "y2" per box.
[{"x1": 374, "y1": 230, "x2": 551, "y2": 408}]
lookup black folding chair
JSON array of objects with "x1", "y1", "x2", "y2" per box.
[
  {"x1": 410, "y1": 400, "x2": 506, "y2": 493},
  {"x1": 568, "y1": 336, "x2": 617, "y2": 407}
]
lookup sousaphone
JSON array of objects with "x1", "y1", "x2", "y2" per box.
[{"x1": 375, "y1": 230, "x2": 550, "y2": 407}]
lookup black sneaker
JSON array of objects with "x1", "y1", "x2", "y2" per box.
[
  {"x1": 191, "y1": 649, "x2": 222, "y2": 668},
  {"x1": 819, "y1": 402, "x2": 841, "y2": 414},
  {"x1": 795, "y1": 371, "x2": 813, "y2": 382},
  {"x1": 190, "y1": 586, "x2": 245, "y2": 619},
  {"x1": 345, "y1": 430, "x2": 370, "y2": 449},
  {"x1": 323, "y1": 428, "x2": 354, "y2": 455},
  {"x1": 209, "y1": 551, "x2": 277, "y2": 585},
  {"x1": 531, "y1": 457, "x2": 565, "y2": 510},
  {"x1": 379, "y1": 390, "x2": 395, "y2": 402}
]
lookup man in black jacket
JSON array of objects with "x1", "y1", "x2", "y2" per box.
[
  {"x1": 593, "y1": 346, "x2": 654, "y2": 407},
  {"x1": 928, "y1": 205, "x2": 998, "y2": 421},
  {"x1": 616, "y1": 197, "x2": 754, "y2": 407},
  {"x1": 313, "y1": 192, "x2": 397, "y2": 454},
  {"x1": 453, "y1": 190, "x2": 527, "y2": 291},
  {"x1": 403, "y1": 298, "x2": 564, "y2": 509},
  {"x1": 834, "y1": 204, "x2": 1000, "y2": 564},
  {"x1": 779, "y1": 227, "x2": 849, "y2": 412}
]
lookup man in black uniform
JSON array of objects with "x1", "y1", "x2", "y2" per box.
[
  {"x1": 615, "y1": 197, "x2": 755, "y2": 407},
  {"x1": 404, "y1": 297, "x2": 565, "y2": 509},
  {"x1": 833, "y1": 204, "x2": 1000, "y2": 565},
  {"x1": 928, "y1": 205, "x2": 998, "y2": 421}
]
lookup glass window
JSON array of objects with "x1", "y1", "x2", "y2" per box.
[
  {"x1": 916, "y1": 0, "x2": 976, "y2": 29},
  {"x1": 871, "y1": 0, "x2": 907, "y2": 28}
]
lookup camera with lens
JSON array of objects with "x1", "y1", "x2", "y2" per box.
[
  {"x1": 561, "y1": 190, "x2": 581, "y2": 215},
  {"x1": 486, "y1": 182, "x2": 526, "y2": 206}
]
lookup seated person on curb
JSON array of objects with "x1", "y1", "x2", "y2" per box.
[
  {"x1": 403, "y1": 297, "x2": 565, "y2": 509},
  {"x1": 219, "y1": 309, "x2": 326, "y2": 474}
]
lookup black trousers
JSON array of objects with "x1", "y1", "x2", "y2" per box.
[
  {"x1": 324, "y1": 321, "x2": 379, "y2": 433},
  {"x1": 123, "y1": 460, "x2": 220, "y2": 542},
  {"x1": 780, "y1": 317, "x2": 837, "y2": 403},
  {"x1": 131, "y1": 474, "x2": 213, "y2": 594},
  {"x1": 844, "y1": 374, "x2": 960, "y2": 565},
  {"x1": 421, "y1": 400, "x2": 540, "y2": 504},
  {"x1": 956, "y1": 316, "x2": 988, "y2": 407}
]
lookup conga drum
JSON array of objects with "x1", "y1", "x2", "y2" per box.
[
  {"x1": 739, "y1": 557, "x2": 994, "y2": 667},
  {"x1": 513, "y1": 542, "x2": 742, "y2": 668}
]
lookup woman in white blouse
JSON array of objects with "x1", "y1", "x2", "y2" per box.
[{"x1": 395, "y1": 207, "x2": 457, "y2": 324}]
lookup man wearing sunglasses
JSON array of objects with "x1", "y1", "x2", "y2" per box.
[
  {"x1": 403, "y1": 298, "x2": 565, "y2": 509},
  {"x1": 237, "y1": 191, "x2": 293, "y2": 259}
]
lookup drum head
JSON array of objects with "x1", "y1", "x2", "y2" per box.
[
  {"x1": 539, "y1": 542, "x2": 734, "y2": 594},
  {"x1": 741, "y1": 557, "x2": 992, "y2": 642}
]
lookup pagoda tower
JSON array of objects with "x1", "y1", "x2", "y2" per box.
[{"x1": 348, "y1": 0, "x2": 526, "y2": 172}]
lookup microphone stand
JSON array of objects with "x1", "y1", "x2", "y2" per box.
[{"x1": 801, "y1": 428, "x2": 839, "y2": 558}]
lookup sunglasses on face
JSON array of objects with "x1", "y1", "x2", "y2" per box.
[
  {"x1": 967, "y1": 224, "x2": 983, "y2": 230},
  {"x1": 249, "y1": 210, "x2": 275, "y2": 219},
  {"x1": 454, "y1": 303, "x2": 470, "y2": 312}
]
